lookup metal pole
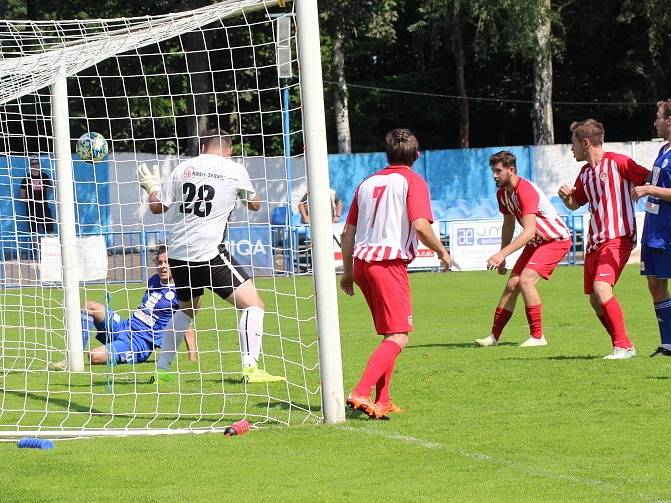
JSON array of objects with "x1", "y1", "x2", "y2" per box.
[
  {"x1": 296, "y1": 0, "x2": 345, "y2": 423},
  {"x1": 282, "y1": 81, "x2": 294, "y2": 273},
  {"x1": 52, "y1": 70, "x2": 84, "y2": 372}
]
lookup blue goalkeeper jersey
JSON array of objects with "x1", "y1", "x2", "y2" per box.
[
  {"x1": 642, "y1": 143, "x2": 671, "y2": 251},
  {"x1": 129, "y1": 274, "x2": 179, "y2": 347}
]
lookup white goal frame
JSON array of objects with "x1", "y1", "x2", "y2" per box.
[{"x1": 0, "y1": 0, "x2": 344, "y2": 439}]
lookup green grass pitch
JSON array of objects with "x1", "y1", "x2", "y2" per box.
[{"x1": 2, "y1": 264, "x2": 670, "y2": 502}]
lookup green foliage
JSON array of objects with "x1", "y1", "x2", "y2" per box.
[{"x1": 3, "y1": 0, "x2": 670, "y2": 152}]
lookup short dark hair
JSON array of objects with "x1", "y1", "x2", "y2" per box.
[
  {"x1": 200, "y1": 128, "x2": 232, "y2": 151},
  {"x1": 155, "y1": 244, "x2": 167, "y2": 262},
  {"x1": 489, "y1": 151, "x2": 517, "y2": 170},
  {"x1": 29, "y1": 158, "x2": 40, "y2": 166},
  {"x1": 570, "y1": 119, "x2": 605, "y2": 146},
  {"x1": 385, "y1": 128, "x2": 419, "y2": 166}
]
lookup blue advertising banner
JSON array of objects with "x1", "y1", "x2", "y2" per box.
[{"x1": 226, "y1": 224, "x2": 274, "y2": 276}]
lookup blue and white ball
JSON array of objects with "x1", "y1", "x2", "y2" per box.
[{"x1": 76, "y1": 132, "x2": 108, "y2": 162}]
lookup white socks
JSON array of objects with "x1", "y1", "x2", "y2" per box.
[
  {"x1": 239, "y1": 306, "x2": 264, "y2": 368},
  {"x1": 157, "y1": 310, "x2": 192, "y2": 370}
]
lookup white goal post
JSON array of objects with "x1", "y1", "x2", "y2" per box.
[{"x1": 0, "y1": 0, "x2": 345, "y2": 438}]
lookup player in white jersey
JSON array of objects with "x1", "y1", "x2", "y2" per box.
[
  {"x1": 476, "y1": 151, "x2": 571, "y2": 348},
  {"x1": 137, "y1": 128, "x2": 285, "y2": 383},
  {"x1": 341, "y1": 128, "x2": 450, "y2": 419}
]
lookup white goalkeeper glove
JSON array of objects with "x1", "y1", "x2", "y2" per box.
[{"x1": 137, "y1": 163, "x2": 161, "y2": 195}]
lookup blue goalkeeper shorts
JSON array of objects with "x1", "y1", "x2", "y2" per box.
[{"x1": 96, "y1": 309, "x2": 154, "y2": 365}]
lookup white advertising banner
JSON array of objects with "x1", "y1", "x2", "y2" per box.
[
  {"x1": 332, "y1": 222, "x2": 441, "y2": 271},
  {"x1": 449, "y1": 219, "x2": 523, "y2": 271},
  {"x1": 40, "y1": 235, "x2": 108, "y2": 282}
]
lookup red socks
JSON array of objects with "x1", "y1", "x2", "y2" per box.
[
  {"x1": 596, "y1": 313, "x2": 612, "y2": 335},
  {"x1": 354, "y1": 339, "x2": 402, "y2": 397},
  {"x1": 525, "y1": 304, "x2": 543, "y2": 339},
  {"x1": 491, "y1": 307, "x2": 513, "y2": 340},
  {"x1": 601, "y1": 297, "x2": 632, "y2": 349},
  {"x1": 375, "y1": 360, "x2": 396, "y2": 404}
]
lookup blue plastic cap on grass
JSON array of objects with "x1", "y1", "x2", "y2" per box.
[{"x1": 17, "y1": 438, "x2": 54, "y2": 449}]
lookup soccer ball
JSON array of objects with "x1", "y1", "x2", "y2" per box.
[{"x1": 76, "y1": 132, "x2": 109, "y2": 162}]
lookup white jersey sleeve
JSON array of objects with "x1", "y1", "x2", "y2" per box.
[{"x1": 236, "y1": 168, "x2": 256, "y2": 202}]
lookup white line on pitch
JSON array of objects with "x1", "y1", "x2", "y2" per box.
[
  {"x1": 338, "y1": 425, "x2": 442, "y2": 449},
  {"x1": 337, "y1": 425, "x2": 669, "y2": 503}
]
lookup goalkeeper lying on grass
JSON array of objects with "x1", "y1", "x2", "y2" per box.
[{"x1": 50, "y1": 245, "x2": 196, "y2": 369}]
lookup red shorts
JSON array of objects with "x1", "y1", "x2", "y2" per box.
[
  {"x1": 512, "y1": 239, "x2": 571, "y2": 279},
  {"x1": 583, "y1": 237, "x2": 633, "y2": 294},
  {"x1": 353, "y1": 258, "x2": 413, "y2": 335}
]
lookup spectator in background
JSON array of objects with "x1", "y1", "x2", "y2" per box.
[
  {"x1": 19, "y1": 158, "x2": 55, "y2": 259},
  {"x1": 298, "y1": 188, "x2": 343, "y2": 223}
]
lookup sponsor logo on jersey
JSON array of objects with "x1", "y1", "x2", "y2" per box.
[
  {"x1": 599, "y1": 172, "x2": 608, "y2": 182},
  {"x1": 165, "y1": 291, "x2": 175, "y2": 301},
  {"x1": 184, "y1": 166, "x2": 194, "y2": 179},
  {"x1": 663, "y1": 158, "x2": 669, "y2": 168}
]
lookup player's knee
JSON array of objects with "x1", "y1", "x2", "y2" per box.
[
  {"x1": 504, "y1": 277, "x2": 520, "y2": 293},
  {"x1": 387, "y1": 333, "x2": 408, "y2": 350},
  {"x1": 240, "y1": 294, "x2": 264, "y2": 311},
  {"x1": 648, "y1": 280, "x2": 669, "y2": 302},
  {"x1": 592, "y1": 282, "x2": 612, "y2": 302},
  {"x1": 518, "y1": 276, "x2": 535, "y2": 291}
]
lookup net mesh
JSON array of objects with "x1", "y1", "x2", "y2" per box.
[{"x1": 0, "y1": 0, "x2": 322, "y2": 436}]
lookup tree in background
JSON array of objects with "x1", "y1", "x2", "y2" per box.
[
  {"x1": 3, "y1": 0, "x2": 671, "y2": 153},
  {"x1": 319, "y1": 0, "x2": 398, "y2": 153},
  {"x1": 409, "y1": 0, "x2": 473, "y2": 147},
  {"x1": 482, "y1": 0, "x2": 561, "y2": 145}
]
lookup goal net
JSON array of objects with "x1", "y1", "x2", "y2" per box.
[{"x1": 0, "y1": 0, "x2": 344, "y2": 438}]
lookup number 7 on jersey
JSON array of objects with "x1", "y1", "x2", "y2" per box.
[{"x1": 371, "y1": 185, "x2": 386, "y2": 228}]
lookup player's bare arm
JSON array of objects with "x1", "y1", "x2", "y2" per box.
[
  {"x1": 558, "y1": 184, "x2": 581, "y2": 210},
  {"x1": 412, "y1": 217, "x2": 451, "y2": 271},
  {"x1": 245, "y1": 193, "x2": 261, "y2": 211},
  {"x1": 339, "y1": 223, "x2": 356, "y2": 296},
  {"x1": 297, "y1": 199, "x2": 309, "y2": 224},
  {"x1": 631, "y1": 185, "x2": 671, "y2": 203},
  {"x1": 487, "y1": 214, "x2": 536, "y2": 271},
  {"x1": 490, "y1": 213, "x2": 515, "y2": 274},
  {"x1": 148, "y1": 191, "x2": 169, "y2": 214}
]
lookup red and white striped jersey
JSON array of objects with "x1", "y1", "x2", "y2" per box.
[
  {"x1": 346, "y1": 165, "x2": 433, "y2": 263},
  {"x1": 572, "y1": 152, "x2": 650, "y2": 253},
  {"x1": 497, "y1": 177, "x2": 570, "y2": 243}
]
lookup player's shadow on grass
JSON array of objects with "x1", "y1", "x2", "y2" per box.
[
  {"x1": 501, "y1": 355, "x2": 601, "y2": 361},
  {"x1": 344, "y1": 408, "x2": 383, "y2": 421},
  {"x1": 2, "y1": 387, "x2": 105, "y2": 414},
  {"x1": 648, "y1": 375, "x2": 671, "y2": 380},
  {"x1": 266, "y1": 401, "x2": 321, "y2": 413},
  {"x1": 407, "y1": 342, "x2": 517, "y2": 349}
]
